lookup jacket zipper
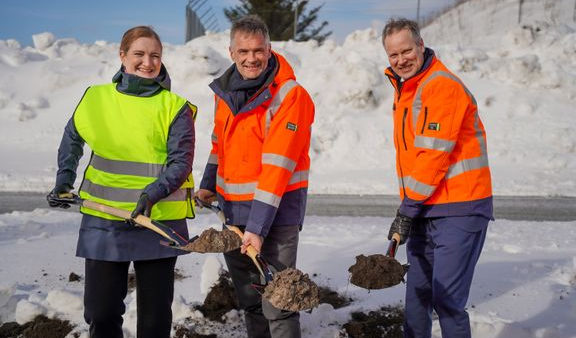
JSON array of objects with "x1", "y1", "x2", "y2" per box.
[
  {"x1": 402, "y1": 108, "x2": 408, "y2": 151},
  {"x1": 420, "y1": 107, "x2": 428, "y2": 134}
]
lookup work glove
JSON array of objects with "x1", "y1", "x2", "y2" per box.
[
  {"x1": 46, "y1": 184, "x2": 73, "y2": 209},
  {"x1": 131, "y1": 193, "x2": 153, "y2": 219},
  {"x1": 388, "y1": 211, "x2": 413, "y2": 245}
]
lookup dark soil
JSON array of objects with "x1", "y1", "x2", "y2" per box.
[
  {"x1": 318, "y1": 285, "x2": 352, "y2": 309},
  {"x1": 0, "y1": 315, "x2": 75, "y2": 338},
  {"x1": 68, "y1": 272, "x2": 81, "y2": 282},
  {"x1": 263, "y1": 268, "x2": 319, "y2": 312},
  {"x1": 348, "y1": 254, "x2": 405, "y2": 289},
  {"x1": 179, "y1": 228, "x2": 242, "y2": 253},
  {"x1": 173, "y1": 325, "x2": 217, "y2": 338},
  {"x1": 343, "y1": 305, "x2": 404, "y2": 338},
  {"x1": 195, "y1": 272, "x2": 238, "y2": 322}
]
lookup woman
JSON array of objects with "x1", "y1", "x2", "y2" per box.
[{"x1": 47, "y1": 26, "x2": 196, "y2": 338}]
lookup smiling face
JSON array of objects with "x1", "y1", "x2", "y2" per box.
[
  {"x1": 229, "y1": 31, "x2": 271, "y2": 80},
  {"x1": 383, "y1": 28, "x2": 425, "y2": 80},
  {"x1": 120, "y1": 37, "x2": 162, "y2": 79}
]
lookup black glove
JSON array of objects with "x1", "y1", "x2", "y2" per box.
[
  {"x1": 46, "y1": 184, "x2": 73, "y2": 209},
  {"x1": 388, "y1": 211, "x2": 413, "y2": 245},
  {"x1": 131, "y1": 193, "x2": 153, "y2": 219}
]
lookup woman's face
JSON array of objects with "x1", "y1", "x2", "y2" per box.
[{"x1": 120, "y1": 37, "x2": 162, "y2": 78}]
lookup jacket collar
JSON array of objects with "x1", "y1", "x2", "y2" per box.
[
  {"x1": 112, "y1": 64, "x2": 171, "y2": 97},
  {"x1": 210, "y1": 51, "x2": 297, "y2": 115}
]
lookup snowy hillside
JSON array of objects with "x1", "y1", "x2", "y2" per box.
[{"x1": 0, "y1": 0, "x2": 575, "y2": 196}]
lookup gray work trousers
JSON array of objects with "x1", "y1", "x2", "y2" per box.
[{"x1": 224, "y1": 224, "x2": 301, "y2": 338}]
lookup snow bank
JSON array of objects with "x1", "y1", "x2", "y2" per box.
[{"x1": 0, "y1": 0, "x2": 575, "y2": 196}]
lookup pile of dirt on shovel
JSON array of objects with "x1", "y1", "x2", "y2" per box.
[
  {"x1": 180, "y1": 228, "x2": 242, "y2": 253},
  {"x1": 263, "y1": 268, "x2": 319, "y2": 312},
  {"x1": 348, "y1": 254, "x2": 405, "y2": 289}
]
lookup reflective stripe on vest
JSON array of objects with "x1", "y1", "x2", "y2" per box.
[{"x1": 216, "y1": 170, "x2": 308, "y2": 197}]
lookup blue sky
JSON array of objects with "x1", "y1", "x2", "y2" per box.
[{"x1": 0, "y1": 0, "x2": 457, "y2": 46}]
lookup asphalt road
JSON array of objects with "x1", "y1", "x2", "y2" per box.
[{"x1": 1, "y1": 192, "x2": 575, "y2": 221}]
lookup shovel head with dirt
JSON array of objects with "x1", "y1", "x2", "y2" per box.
[
  {"x1": 195, "y1": 197, "x2": 320, "y2": 312},
  {"x1": 348, "y1": 233, "x2": 409, "y2": 290}
]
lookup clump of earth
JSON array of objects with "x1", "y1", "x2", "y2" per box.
[
  {"x1": 318, "y1": 285, "x2": 352, "y2": 309},
  {"x1": 348, "y1": 254, "x2": 405, "y2": 289},
  {"x1": 173, "y1": 325, "x2": 218, "y2": 338},
  {"x1": 196, "y1": 272, "x2": 238, "y2": 322},
  {"x1": 0, "y1": 315, "x2": 74, "y2": 338},
  {"x1": 263, "y1": 268, "x2": 319, "y2": 311},
  {"x1": 343, "y1": 305, "x2": 405, "y2": 338},
  {"x1": 180, "y1": 228, "x2": 242, "y2": 253}
]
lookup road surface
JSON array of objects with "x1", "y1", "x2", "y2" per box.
[{"x1": 1, "y1": 192, "x2": 574, "y2": 221}]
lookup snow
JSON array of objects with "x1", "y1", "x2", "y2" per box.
[
  {"x1": 1, "y1": 210, "x2": 575, "y2": 337},
  {"x1": 1, "y1": 0, "x2": 575, "y2": 336}
]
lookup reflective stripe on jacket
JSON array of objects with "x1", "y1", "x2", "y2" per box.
[
  {"x1": 74, "y1": 83, "x2": 196, "y2": 221},
  {"x1": 385, "y1": 52, "x2": 493, "y2": 219},
  {"x1": 201, "y1": 52, "x2": 315, "y2": 237}
]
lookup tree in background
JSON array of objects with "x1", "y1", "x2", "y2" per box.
[{"x1": 224, "y1": 0, "x2": 332, "y2": 43}]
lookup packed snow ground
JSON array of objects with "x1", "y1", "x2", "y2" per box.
[
  {"x1": 0, "y1": 0, "x2": 575, "y2": 196},
  {"x1": 1, "y1": 210, "x2": 576, "y2": 338}
]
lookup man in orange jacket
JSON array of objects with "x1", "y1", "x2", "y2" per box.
[
  {"x1": 195, "y1": 15, "x2": 314, "y2": 338},
  {"x1": 382, "y1": 18, "x2": 493, "y2": 338}
]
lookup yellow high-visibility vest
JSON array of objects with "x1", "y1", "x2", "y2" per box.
[{"x1": 74, "y1": 83, "x2": 196, "y2": 220}]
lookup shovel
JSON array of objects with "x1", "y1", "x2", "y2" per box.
[
  {"x1": 194, "y1": 197, "x2": 276, "y2": 282},
  {"x1": 348, "y1": 232, "x2": 408, "y2": 289},
  {"x1": 195, "y1": 197, "x2": 320, "y2": 311},
  {"x1": 50, "y1": 193, "x2": 195, "y2": 249}
]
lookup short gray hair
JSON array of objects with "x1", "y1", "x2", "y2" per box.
[
  {"x1": 382, "y1": 18, "x2": 422, "y2": 45},
  {"x1": 230, "y1": 15, "x2": 270, "y2": 45}
]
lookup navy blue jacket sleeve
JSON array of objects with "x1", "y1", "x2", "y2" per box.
[
  {"x1": 143, "y1": 103, "x2": 195, "y2": 204},
  {"x1": 55, "y1": 117, "x2": 85, "y2": 189}
]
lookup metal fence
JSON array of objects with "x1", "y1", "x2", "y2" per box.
[{"x1": 185, "y1": 0, "x2": 220, "y2": 42}]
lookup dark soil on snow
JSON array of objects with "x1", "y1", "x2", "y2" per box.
[
  {"x1": 318, "y1": 285, "x2": 353, "y2": 309},
  {"x1": 173, "y1": 325, "x2": 217, "y2": 338},
  {"x1": 348, "y1": 254, "x2": 405, "y2": 289},
  {"x1": 263, "y1": 268, "x2": 319, "y2": 311},
  {"x1": 343, "y1": 305, "x2": 405, "y2": 338},
  {"x1": 195, "y1": 272, "x2": 238, "y2": 322},
  {"x1": 179, "y1": 228, "x2": 242, "y2": 253},
  {"x1": 0, "y1": 315, "x2": 75, "y2": 338}
]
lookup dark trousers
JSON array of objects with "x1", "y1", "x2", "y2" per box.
[
  {"x1": 84, "y1": 257, "x2": 177, "y2": 338},
  {"x1": 404, "y1": 216, "x2": 488, "y2": 338},
  {"x1": 224, "y1": 224, "x2": 301, "y2": 338}
]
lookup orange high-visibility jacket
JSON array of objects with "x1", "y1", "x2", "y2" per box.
[
  {"x1": 200, "y1": 51, "x2": 315, "y2": 236},
  {"x1": 385, "y1": 50, "x2": 493, "y2": 219}
]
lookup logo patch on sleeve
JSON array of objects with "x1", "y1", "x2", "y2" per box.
[
  {"x1": 428, "y1": 122, "x2": 440, "y2": 131},
  {"x1": 286, "y1": 122, "x2": 298, "y2": 131}
]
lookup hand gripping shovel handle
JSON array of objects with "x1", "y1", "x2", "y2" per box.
[
  {"x1": 226, "y1": 225, "x2": 272, "y2": 280},
  {"x1": 55, "y1": 193, "x2": 189, "y2": 247},
  {"x1": 386, "y1": 233, "x2": 401, "y2": 258}
]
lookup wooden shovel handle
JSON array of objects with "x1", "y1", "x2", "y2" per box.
[
  {"x1": 386, "y1": 233, "x2": 401, "y2": 258},
  {"x1": 227, "y1": 225, "x2": 266, "y2": 278},
  {"x1": 81, "y1": 200, "x2": 188, "y2": 246}
]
